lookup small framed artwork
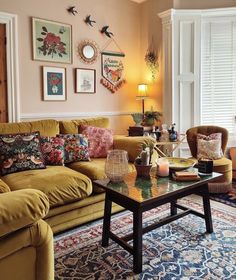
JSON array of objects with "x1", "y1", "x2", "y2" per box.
[
  {"x1": 75, "y1": 68, "x2": 96, "y2": 93},
  {"x1": 32, "y1": 17, "x2": 72, "y2": 64},
  {"x1": 43, "y1": 66, "x2": 66, "y2": 101}
]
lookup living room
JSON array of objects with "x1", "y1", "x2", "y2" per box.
[{"x1": 0, "y1": 0, "x2": 236, "y2": 279}]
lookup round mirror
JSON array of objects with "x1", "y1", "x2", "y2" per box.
[{"x1": 78, "y1": 40, "x2": 98, "y2": 64}]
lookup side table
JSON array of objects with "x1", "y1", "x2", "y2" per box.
[{"x1": 155, "y1": 134, "x2": 186, "y2": 157}]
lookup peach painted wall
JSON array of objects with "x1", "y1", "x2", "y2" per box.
[{"x1": 0, "y1": 0, "x2": 144, "y2": 134}]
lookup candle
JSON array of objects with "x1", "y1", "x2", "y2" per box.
[{"x1": 156, "y1": 158, "x2": 169, "y2": 177}]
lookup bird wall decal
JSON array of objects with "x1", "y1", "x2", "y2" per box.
[
  {"x1": 84, "y1": 15, "x2": 96, "y2": 27},
  {"x1": 67, "y1": 6, "x2": 78, "y2": 16},
  {"x1": 101, "y1": 26, "x2": 114, "y2": 38}
]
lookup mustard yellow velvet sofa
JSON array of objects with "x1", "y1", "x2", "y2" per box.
[
  {"x1": 0, "y1": 185, "x2": 54, "y2": 280},
  {"x1": 0, "y1": 117, "x2": 155, "y2": 234}
]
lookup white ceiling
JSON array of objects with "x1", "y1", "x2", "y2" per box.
[{"x1": 130, "y1": 0, "x2": 147, "y2": 3}]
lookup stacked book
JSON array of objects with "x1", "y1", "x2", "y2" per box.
[{"x1": 173, "y1": 171, "x2": 200, "y2": 181}]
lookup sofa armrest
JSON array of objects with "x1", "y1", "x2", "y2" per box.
[
  {"x1": 113, "y1": 135, "x2": 156, "y2": 162},
  {"x1": 0, "y1": 189, "x2": 49, "y2": 238}
]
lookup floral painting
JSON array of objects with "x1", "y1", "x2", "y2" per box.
[
  {"x1": 43, "y1": 66, "x2": 66, "y2": 101},
  {"x1": 32, "y1": 18, "x2": 72, "y2": 64}
]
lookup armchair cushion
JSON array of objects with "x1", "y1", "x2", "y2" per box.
[
  {"x1": 113, "y1": 135, "x2": 156, "y2": 162},
  {"x1": 0, "y1": 189, "x2": 49, "y2": 238},
  {"x1": 0, "y1": 179, "x2": 10, "y2": 193}
]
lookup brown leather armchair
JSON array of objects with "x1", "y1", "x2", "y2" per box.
[{"x1": 186, "y1": 125, "x2": 232, "y2": 193}]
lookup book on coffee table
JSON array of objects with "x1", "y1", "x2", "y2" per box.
[{"x1": 173, "y1": 171, "x2": 200, "y2": 181}]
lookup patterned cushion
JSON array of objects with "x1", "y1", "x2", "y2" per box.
[
  {"x1": 40, "y1": 136, "x2": 65, "y2": 165},
  {"x1": 197, "y1": 133, "x2": 223, "y2": 160},
  {"x1": 57, "y1": 134, "x2": 90, "y2": 163},
  {"x1": 0, "y1": 132, "x2": 46, "y2": 175},
  {"x1": 80, "y1": 125, "x2": 113, "y2": 158}
]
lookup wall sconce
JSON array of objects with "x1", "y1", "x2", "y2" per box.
[{"x1": 136, "y1": 84, "x2": 148, "y2": 114}]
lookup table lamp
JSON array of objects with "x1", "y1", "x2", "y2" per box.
[{"x1": 136, "y1": 84, "x2": 148, "y2": 114}]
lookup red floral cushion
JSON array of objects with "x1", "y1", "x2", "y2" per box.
[
  {"x1": 80, "y1": 125, "x2": 113, "y2": 158},
  {"x1": 57, "y1": 134, "x2": 90, "y2": 163},
  {"x1": 0, "y1": 132, "x2": 46, "y2": 175},
  {"x1": 40, "y1": 136, "x2": 65, "y2": 166}
]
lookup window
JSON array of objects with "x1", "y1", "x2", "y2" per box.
[{"x1": 201, "y1": 17, "x2": 236, "y2": 134}]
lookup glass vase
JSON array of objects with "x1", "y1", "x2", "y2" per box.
[{"x1": 105, "y1": 150, "x2": 129, "y2": 182}]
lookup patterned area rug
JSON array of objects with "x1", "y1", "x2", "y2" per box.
[
  {"x1": 210, "y1": 182, "x2": 236, "y2": 207},
  {"x1": 54, "y1": 196, "x2": 236, "y2": 279}
]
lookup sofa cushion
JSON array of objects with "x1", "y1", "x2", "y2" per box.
[
  {"x1": 80, "y1": 125, "x2": 113, "y2": 158},
  {"x1": 0, "y1": 179, "x2": 11, "y2": 193},
  {"x1": 68, "y1": 158, "x2": 135, "y2": 193},
  {"x1": 0, "y1": 132, "x2": 46, "y2": 176},
  {"x1": 59, "y1": 117, "x2": 109, "y2": 134},
  {"x1": 0, "y1": 119, "x2": 59, "y2": 137},
  {"x1": 2, "y1": 166, "x2": 92, "y2": 208},
  {"x1": 40, "y1": 136, "x2": 65, "y2": 165},
  {"x1": 197, "y1": 133, "x2": 223, "y2": 160}
]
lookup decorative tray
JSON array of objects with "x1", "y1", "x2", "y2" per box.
[{"x1": 164, "y1": 157, "x2": 196, "y2": 171}]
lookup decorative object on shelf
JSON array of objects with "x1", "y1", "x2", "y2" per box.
[
  {"x1": 84, "y1": 15, "x2": 96, "y2": 27},
  {"x1": 75, "y1": 68, "x2": 96, "y2": 94},
  {"x1": 156, "y1": 157, "x2": 169, "y2": 177},
  {"x1": 100, "y1": 50, "x2": 126, "y2": 93},
  {"x1": 32, "y1": 18, "x2": 72, "y2": 64},
  {"x1": 168, "y1": 123, "x2": 177, "y2": 142},
  {"x1": 131, "y1": 113, "x2": 143, "y2": 127},
  {"x1": 143, "y1": 108, "x2": 162, "y2": 126},
  {"x1": 67, "y1": 6, "x2": 78, "y2": 16},
  {"x1": 105, "y1": 150, "x2": 129, "y2": 182},
  {"x1": 134, "y1": 143, "x2": 154, "y2": 177},
  {"x1": 42, "y1": 66, "x2": 66, "y2": 101},
  {"x1": 159, "y1": 123, "x2": 169, "y2": 142},
  {"x1": 145, "y1": 38, "x2": 158, "y2": 81},
  {"x1": 78, "y1": 39, "x2": 99, "y2": 64},
  {"x1": 136, "y1": 84, "x2": 149, "y2": 114},
  {"x1": 101, "y1": 26, "x2": 114, "y2": 38}
]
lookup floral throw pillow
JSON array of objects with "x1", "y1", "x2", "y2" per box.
[
  {"x1": 0, "y1": 132, "x2": 46, "y2": 176},
  {"x1": 197, "y1": 133, "x2": 223, "y2": 160},
  {"x1": 40, "y1": 137, "x2": 65, "y2": 166},
  {"x1": 80, "y1": 125, "x2": 113, "y2": 158},
  {"x1": 57, "y1": 134, "x2": 90, "y2": 163}
]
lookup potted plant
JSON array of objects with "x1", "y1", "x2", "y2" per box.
[
  {"x1": 143, "y1": 110, "x2": 162, "y2": 126},
  {"x1": 134, "y1": 143, "x2": 155, "y2": 177}
]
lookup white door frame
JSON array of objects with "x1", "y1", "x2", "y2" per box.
[{"x1": 0, "y1": 11, "x2": 20, "y2": 122}]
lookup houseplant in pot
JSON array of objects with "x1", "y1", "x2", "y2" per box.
[
  {"x1": 143, "y1": 109, "x2": 162, "y2": 126},
  {"x1": 134, "y1": 143, "x2": 155, "y2": 177}
]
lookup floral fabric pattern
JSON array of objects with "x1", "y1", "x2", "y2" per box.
[
  {"x1": 0, "y1": 132, "x2": 45, "y2": 175},
  {"x1": 197, "y1": 133, "x2": 223, "y2": 160},
  {"x1": 57, "y1": 134, "x2": 90, "y2": 163},
  {"x1": 80, "y1": 125, "x2": 113, "y2": 158},
  {"x1": 40, "y1": 136, "x2": 65, "y2": 166}
]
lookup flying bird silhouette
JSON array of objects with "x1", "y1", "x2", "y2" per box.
[
  {"x1": 84, "y1": 15, "x2": 96, "y2": 27},
  {"x1": 101, "y1": 26, "x2": 114, "y2": 38},
  {"x1": 67, "y1": 6, "x2": 78, "y2": 16}
]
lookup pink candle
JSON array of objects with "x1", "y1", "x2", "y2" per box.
[{"x1": 157, "y1": 158, "x2": 169, "y2": 177}]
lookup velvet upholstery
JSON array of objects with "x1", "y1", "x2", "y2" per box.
[{"x1": 186, "y1": 126, "x2": 232, "y2": 193}]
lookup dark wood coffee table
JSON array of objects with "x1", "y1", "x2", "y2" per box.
[{"x1": 94, "y1": 169, "x2": 222, "y2": 274}]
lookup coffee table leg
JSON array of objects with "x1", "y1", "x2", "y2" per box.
[
  {"x1": 133, "y1": 209, "x2": 143, "y2": 274},
  {"x1": 202, "y1": 185, "x2": 213, "y2": 233},
  {"x1": 170, "y1": 200, "x2": 177, "y2": 216},
  {"x1": 102, "y1": 192, "x2": 112, "y2": 247}
]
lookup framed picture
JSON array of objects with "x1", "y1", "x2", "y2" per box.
[
  {"x1": 75, "y1": 68, "x2": 96, "y2": 93},
  {"x1": 32, "y1": 17, "x2": 72, "y2": 64},
  {"x1": 43, "y1": 66, "x2": 66, "y2": 101}
]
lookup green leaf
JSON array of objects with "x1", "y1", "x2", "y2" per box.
[
  {"x1": 37, "y1": 38, "x2": 43, "y2": 42},
  {"x1": 41, "y1": 32, "x2": 47, "y2": 35},
  {"x1": 42, "y1": 26, "x2": 48, "y2": 32},
  {"x1": 58, "y1": 53, "x2": 62, "y2": 57}
]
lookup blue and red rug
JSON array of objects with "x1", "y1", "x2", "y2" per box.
[
  {"x1": 54, "y1": 196, "x2": 236, "y2": 279},
  {"x1": 210, "y1": 182, "x2": 236, "y2": 207}
]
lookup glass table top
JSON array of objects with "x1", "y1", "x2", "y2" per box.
[{"x1": 94, "y1": 168, "x2": 222, "y2": 203}]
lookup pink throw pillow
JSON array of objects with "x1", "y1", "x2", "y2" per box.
[
  {"x1": 197, "y1": 133, "x2": 223, "y2": 160},
  {"x1": 80, "y1": 125, "x2": 113, "y2": 158}
]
